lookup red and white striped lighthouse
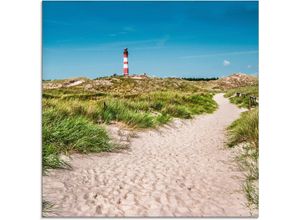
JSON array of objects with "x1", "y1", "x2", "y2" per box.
[{"x1": 123, "y1": 48, "x2": 129, "y2": 76}]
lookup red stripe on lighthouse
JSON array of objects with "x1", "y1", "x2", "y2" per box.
[{"x1": 123, "y1": 48, "x2": 129, "y2": 76}]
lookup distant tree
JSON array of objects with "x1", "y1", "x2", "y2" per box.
[{"x1": 182, "y1": 77, "x2": 219, "y2": 81}]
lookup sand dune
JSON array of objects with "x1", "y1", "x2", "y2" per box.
[{"x1": 42, "y1": 94, "x2": 250, "y2": 217}]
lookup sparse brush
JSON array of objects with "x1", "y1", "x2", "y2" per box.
[
  {"x1": 227, "y1": 108, "x2": 259, "y2": 210},
  {"x1": 42, "y1": 200, "x2": 54, "y2": 213},
  {"x1": 244, "y1": 180, "x2": 259, "y2": 208}
]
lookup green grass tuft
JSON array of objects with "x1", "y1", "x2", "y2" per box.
[
  {"x1": 42, "y1": 108, "x2": 113, "y2": 170},
  {"x1": 100, "y1": 99, "x2": 156, "y2": 128},
  {"x1": 227, "y1": 108, "x2": 258, "y2": 148},
  {"x1": 162, "y1": 105, "x2": 192, "y2": 119}
]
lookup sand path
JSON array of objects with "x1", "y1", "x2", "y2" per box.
[{"x1": 43, "y1": 93, "x2": 250, "y2": 217}]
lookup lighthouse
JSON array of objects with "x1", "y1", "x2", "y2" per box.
[{"x1": 123, "y1": 48, "x2": 129, "y2": 76}]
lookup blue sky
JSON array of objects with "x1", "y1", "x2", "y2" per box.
[{"x1": 42, "y1": 1, "x2": 258, "y2": 79}]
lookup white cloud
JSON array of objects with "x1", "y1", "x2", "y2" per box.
[
  {"x1": 223, "y1": 60, "x2": 231, "y2": 66},
  {"x1": 123, "y1": 26, "x2": 135, "y2": 32}
]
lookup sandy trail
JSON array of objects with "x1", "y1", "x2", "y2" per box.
[{"x1": 43, "y1": 94, "x2": 250, "y2": 217}]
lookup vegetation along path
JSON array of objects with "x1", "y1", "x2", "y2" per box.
[{"x1": 43, "y1": 93, "x2": 250, "y2": 217}]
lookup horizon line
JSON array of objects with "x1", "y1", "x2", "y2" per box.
[{"x1": 42, "y1": 72, "x2": 258, "y2": 80}]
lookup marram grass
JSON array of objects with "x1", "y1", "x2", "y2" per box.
[
  {"x1": 227, "y1": 108, "x2": 259, "y2": 209},
  {"x1": 227, "y1": 108, "x2": 258, "y2": 148},
  {"x1": 42, "y1": 108, "x2": 112, "y2": 170},
  {"x1": 42, "y1": 80, "x2": 218, "y2": 171}
]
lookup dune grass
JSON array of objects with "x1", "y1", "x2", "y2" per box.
[
  {"x1": 42, "y1": 200, "x2": 54, "y2": 214},
  {"x1": 42, "y1": 91, "x2": 217, "y2": 170},
  {"x1": 43, "y1": 91, "x2": 217, "y2": 128},
  {"x1": 224, "y1": 85, "x2": 258, "y2": 108},
  {"x1": 227, "y1": 108, "x2": 258, "y2": 148},
  {"x1": 42, "y1": 77, "x2": 218, "y2": 171},
  {"x1": 42, "y1": 108, "x2": 113, "y2": 170},
  {"x1": 227, "y1": 107, "x2": 259, "y2": 210}
]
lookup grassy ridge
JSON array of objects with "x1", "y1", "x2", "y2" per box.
[
  {"x1": 43, "y1": 91, "x2": 217, "y2": 128},
  {"x1": 43, "y1": 76, "x2": 218, "y2": 95},
  {"x1": 42, "y1": 78, "x2": 218, "y2": 171}
]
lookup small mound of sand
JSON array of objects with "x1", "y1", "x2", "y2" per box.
[
  {"x1": 43, "y1": 78, "x2": 87, "y2": 89},
  {"x1": 66, "y1": 80, "x2": 84, "y2": 87}
]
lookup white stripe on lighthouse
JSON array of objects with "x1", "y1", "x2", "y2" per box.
[
  {"x1": 123, "y1": 64, "x2": 128, "y2": 68},
  {"x1": 123, "y1": 57, "x2": 128, "y2": 62}
]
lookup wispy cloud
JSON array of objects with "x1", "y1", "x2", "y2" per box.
[
  {"x1": 128, "y1": 35, "x2": 169, "y2": 50},
  {"x1": 123, "y1": 26, "x2": 135, "y2": 32},
  {"x1": 44, "y1": 34, "x2": 170, "y2": 52},
  {"x1": 108, "y1": 33, "x2": 117, "y2": 37},
  {"x1": 156, "y1": 35, "x2": 170, "y2": 47},
  {"x1": 180, "y1": 50, "x2": 258, "y2": 59},
  {"x1": 44, "y1": 19, "x2": 72, "y2": 26},
  {"x1": 223, "y1": 59, "x2": 231, "y2": 66},
  {"x1": 108, "y1": 26, "x2": 136, "y2": 37},
  {"x1": 62, "y1": 37, "x2": 168, "y2": 52}
]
